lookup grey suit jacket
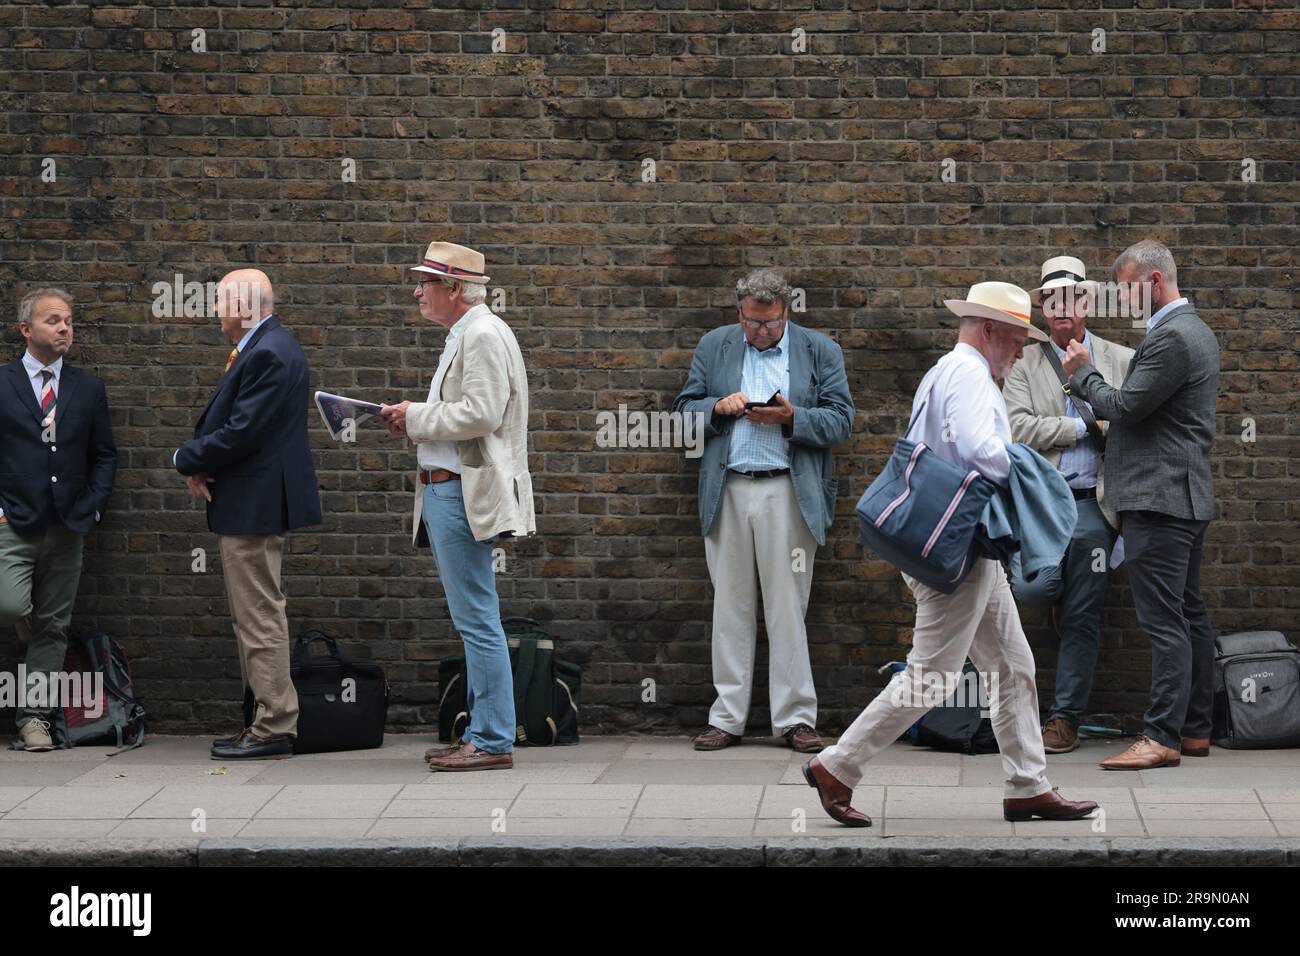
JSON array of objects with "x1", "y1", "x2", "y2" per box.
[
  {"x1": 1068, "y1": 303, "x2": 1220, "y2": 521},
  {"x1": 671, "y1": 322, "x2": 854, "y2": 546},
  {"x1": 1004, "y1": 332, "x2": 1134, "y2": 527}
]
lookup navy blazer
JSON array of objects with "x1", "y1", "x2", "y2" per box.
[
  {"x1": 175, "y1": 316, "x2": 322, "y2": 535},
  {"x1": 0, "y1": 358, "x2": 117, "y2": 535}
]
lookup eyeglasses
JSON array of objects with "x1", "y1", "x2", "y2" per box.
[{"x1": 738, "y1": 311, "x2": 786, "y2": 331}]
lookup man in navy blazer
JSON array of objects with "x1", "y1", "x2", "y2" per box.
[
  {"x1": 0, "y1": 288, "x2": 116, "y2": 751},
  {"x1": 173, "y1": 269, "x2": 321, "y2": 760}
]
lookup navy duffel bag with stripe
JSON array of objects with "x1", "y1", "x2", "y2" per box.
[{"x1": 855, "y1": 437, "x2": 997, "y2": 594}]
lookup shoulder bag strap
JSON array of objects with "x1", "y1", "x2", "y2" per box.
[{"x1": 1039, "y1": 340, "x2": 1106, "y2": 447}]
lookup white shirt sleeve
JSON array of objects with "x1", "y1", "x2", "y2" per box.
[{"x1": 944, "y1": 366, "x2": 1011, "y2": 485}]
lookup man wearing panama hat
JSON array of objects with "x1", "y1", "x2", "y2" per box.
[
  {"x1": 803, "y1": 282, "x2": 1097, "y2": 827},
  {"x1": 1004, "y1": 256, "x2": 1134, "y2": 755},
  {"x1": 380, "y1": 241, "x2": 535, "y2": 773}
]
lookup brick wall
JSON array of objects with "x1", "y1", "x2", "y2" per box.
[{"x1": 1, "y1": 1, "x2": 1296, "y2": 736}]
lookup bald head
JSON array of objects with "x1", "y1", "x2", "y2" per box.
[{"x1": 216, "y1": 269, "x2": 274, "y2": 343}]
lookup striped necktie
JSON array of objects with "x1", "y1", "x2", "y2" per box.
[
  {"x1": 224, "y1": 347, "x2": 239, "y2": 373},
  {"x1": 39, "y1": 367, "x2": 56, "y2": 426}
]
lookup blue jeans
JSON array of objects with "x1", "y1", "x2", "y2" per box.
[
  {"x1": 1011, "y1": 497, "x2": 1117, "y2": 726},
  {"x1": 421, "y1": 481, "x2": 515, "y2": 754}
]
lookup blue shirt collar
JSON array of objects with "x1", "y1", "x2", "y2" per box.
[
  {"x1": 22, "y1": 350, "x2": 63, "y2": 379},
  {"x1": 236, "y1": 314, "x2": 273, "y2": 352},
  {"x1": 1050, "y1": 328, "x2": 1091, "y2": 358},
  {"x1": 1147, "y1": 297, "x2": 1188, "y2": 333}
]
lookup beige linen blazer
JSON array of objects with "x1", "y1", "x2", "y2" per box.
[
  {"x1": 1003, "y1": 332, "x2": 1134, "y2": 528},
  {"x1": 405, "y1": 305, "x2": 535, "y2": 544}
]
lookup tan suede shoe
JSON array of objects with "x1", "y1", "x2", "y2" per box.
[
  {"x1": 18, "y1": 719, "x2": 55, "y2": 753},
  {"x1": 1041, "y1": 716, "x2": 1079, "y2": 754},
  {"x1": 1100, "y1": 735, "x2": 1181, "y2": 771}
]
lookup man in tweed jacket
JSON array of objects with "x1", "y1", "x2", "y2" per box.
[{"x1": 1063, "y1": 240, "x2": 1221, "y2": 771}]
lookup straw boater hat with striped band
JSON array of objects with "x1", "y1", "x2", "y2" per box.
[
  {"x1": 1028, "y1": 255, "x2": 1099, "y2": 305},
  {"x1": 410, "y1": 241, "x2": 490, "y2": 284},
  {"x1": 944, "y1": 281, "x2": 1048, "y2": 342}
]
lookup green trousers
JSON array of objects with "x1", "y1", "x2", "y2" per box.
[{"x1": 0, "y1": 519, "x2": 84, "y2": 728}]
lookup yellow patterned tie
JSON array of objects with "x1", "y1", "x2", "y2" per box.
[{"x1": 224, "y1": 347, "x2": 239, "y2": 373}]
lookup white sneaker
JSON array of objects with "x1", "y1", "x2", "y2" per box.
[{"x1": 18, "y1": 719, "x2": 55, "y2": 752}]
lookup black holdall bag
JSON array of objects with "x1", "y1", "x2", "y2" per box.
[
  {"x1": 438, "y1": 617, "x2": 581, "y2": 746},
  {"x1": 243, "y1": 631, "x2": 389, "y2": 755},
  {"x1": 910, "y1": 660, "x2": 999, "y2": 755},
  {"x1": 1211, "y1": 631, "x2": 1300, "y2": 750}
]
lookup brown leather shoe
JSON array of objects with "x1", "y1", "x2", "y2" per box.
[
  {"x1": 1041, "y1": 716, "x2": 1079, "y2": 754},
  {"x1": 425, "y1": 739, "x2": 462, "y2": 761},
  {"x1": 1100, "y1": 735, "x2": 1181, "y2": 771},
  {"x1": 783, "y1": 723, "x2": 825, "y2": 753},
  {"x1": 427, "y1": 744, "x2": 513, "y2": 772},
  {"x1": 1181, "y1": 737, "x2": 1211, "y2": 757},
  {"x1": 802, "y1": 757, "x2": 871, "y2": 827},
  {"x1": 1003, "y1": 787, "x2": 1099, "y2": 822},
  {"x1": 692, "y1": 726, "x2": 742, "y2": 752}
]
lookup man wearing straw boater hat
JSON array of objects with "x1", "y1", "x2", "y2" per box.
[
  {"x1": 380, "y1": 241, "x2": 535, "y2": 772},
  {"x1": 1003, "y1": 256, "x2": 1134, "y2": 755},
  {"x1": 803, "y1": 282, "x2": 1098, "y2": 827}
]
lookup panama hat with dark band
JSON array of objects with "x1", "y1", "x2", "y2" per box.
[
  {"x1": 1029, "y1": 255, "x2": 1099, "y2": 305},
  {"x1": 410, "y1": 241, "x2": 491, "y2": 284}
]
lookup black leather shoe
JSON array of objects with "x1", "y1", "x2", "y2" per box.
[
  {"x1": 211, "y1": 726, "x2": 250, "y2": 751},
  {"x1": 210, "y1": 732, "x2": 294, "y2": 760}
]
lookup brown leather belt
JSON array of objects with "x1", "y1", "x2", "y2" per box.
[{"x1": 419, "y1": 468, "x2": 461, "y2": 485}]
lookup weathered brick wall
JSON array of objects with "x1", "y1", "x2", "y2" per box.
[{"x1": 1, "y1": 1, "x2": 1296, "y2": 736}]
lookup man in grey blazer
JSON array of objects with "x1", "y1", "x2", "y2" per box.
[
  {"x1": 673, "y1": 269, "x2": 854, "y2": 753},
  {"x1": 1063, "y1": 240, "x2": 1220, "y2": 770},
  {"x1": 1004, "y1": 256, "x2": 1134, "y2": 755}
]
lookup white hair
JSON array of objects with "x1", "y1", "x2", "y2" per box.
[{"x1": 441, "y1": 277, "x2": 488, "y2": 305}]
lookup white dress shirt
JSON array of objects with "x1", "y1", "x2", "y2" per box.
[
  {"x1": 416, "y1": 308, "x2": 478, "y2": 472},
  {"x1": 907, "y1": 342, "x2": 1012, "y2": 486}
]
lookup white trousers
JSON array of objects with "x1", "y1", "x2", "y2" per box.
[
  {"x1": 704, "y1": 474, "x2": 818, "y2": 735},
  {"x1": 820, "y1": 559, "x2": 1053, "y2": 799}
]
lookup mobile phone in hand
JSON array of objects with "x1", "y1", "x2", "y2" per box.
[{"x1": 743, "y1": 390, "x2": 782, "y2": 410}]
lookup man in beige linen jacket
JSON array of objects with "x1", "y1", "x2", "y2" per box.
[{"x1": 381, "y1": 241, "x2": 534, "y2": 773}]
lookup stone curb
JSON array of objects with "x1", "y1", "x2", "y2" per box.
[{"x1": 1, "y1": 837, "x2": 1298, "y2": 867}]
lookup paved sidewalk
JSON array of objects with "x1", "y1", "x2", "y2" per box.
[{"x1": 2, "y1": 735, "x2": 1298, "y2": 864}]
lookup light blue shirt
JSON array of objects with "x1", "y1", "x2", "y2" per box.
[
  {"x1": 1052, "y1": 330, "x2": 1100, "y2": 489},
  {"x1": 174, "y1": 315, "x2": 272, "y2": 467},
  {"x1": 726, "y1": 324, "x2": 792, "y2": 472},
  {"x1": 1146, "y1": 297, "x2": 1188, "y2": 334}
]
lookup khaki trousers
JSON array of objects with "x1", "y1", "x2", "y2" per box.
[
  {"x1": 704, "y1": 474, "x2": 819, "y2": 736},
  {"x1": 820, "y1": 559, "x2": 1053, "y2": 800},
  {"x1": 219, "y1": 534, "x2": 298, "y2": 738}
]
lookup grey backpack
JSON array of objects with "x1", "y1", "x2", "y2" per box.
[{"x1": 1211, "y1": 631, "x2": 1300, "y2": 750}]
